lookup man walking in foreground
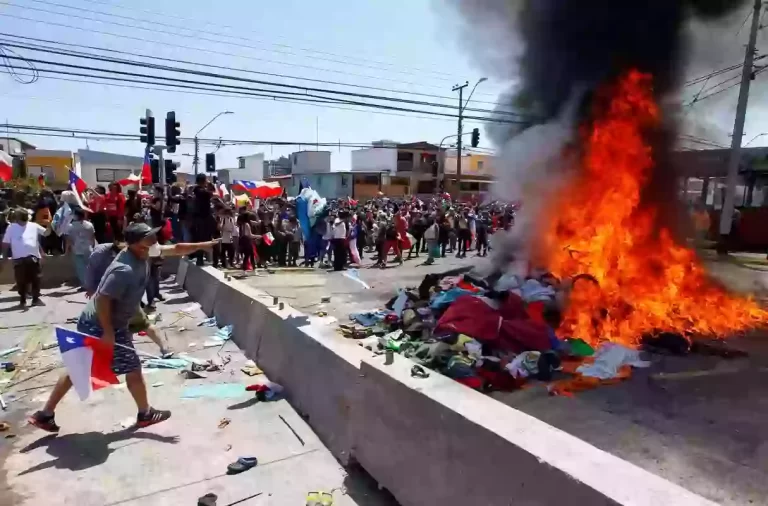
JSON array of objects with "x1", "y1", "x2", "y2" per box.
[
  {"x1": 2, "y1": 208, "x2": 49, "y2": 308},
  {"x1": 29, "y1": 223, "x2": 217, "y2": 432}
]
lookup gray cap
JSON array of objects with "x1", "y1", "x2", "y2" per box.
[{"x1": 124, "y1": 222, "x2": 161, "y2": 245}]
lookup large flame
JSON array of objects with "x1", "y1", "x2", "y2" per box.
[{"x1": 541, "y1": 70, "x2": 768, "y2": 346}]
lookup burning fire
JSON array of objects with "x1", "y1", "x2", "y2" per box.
[{"x1": 541, "y1": 70, "x2": 768, "y2": 346}]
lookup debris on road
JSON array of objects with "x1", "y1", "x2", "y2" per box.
[
  {"x1": 198, "y1": 317, "x2": 217, "y2": 327},
  {"x1": 241, "y1": 360, "x2": 263, "y2": 376},
  {"x1": 0, "y1": 347, "x2": 21, "y2": 359},
  {"x1": 41, "y1": 341, "x2": 58, "y2": 350},
  {"x1": 181, "y1": 383, "x2": 247, "y2": 399},
  {"x1": 151, "y1": 381, "x2": 164, "y2": 388},
  {"x1": 226, "y1": 456, "x2": 258, "y2": 475},
  {"x1": 218, "y1": 417, "x2": 231, "y2": 429},
  {"x1": 246, "y1": 380, "x2": 283, "y2": 401},
  {"x1": 0, "y1": 422, "x2": 10, "y2": 431}
]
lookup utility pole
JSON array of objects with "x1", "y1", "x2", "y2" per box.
[
  {"x1": 719, "y1": 0, "x2": 762, "y2": 254},
  {"x1": 193, "y1": 137, "x2": 200, "y2": 175},
  {"x1": 452, "y1": 82, "x2": 468, "y2": 199}
]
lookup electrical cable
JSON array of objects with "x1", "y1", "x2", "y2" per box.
[
  {"x1": 59, "y1": 0, "x2": 461, "y2": 82},
  {"x1": 0, "y1": 10, "x2": 489, "y2": 95},
  {"x1": 16, "y1": 0, "x2": 460, "y2": 81},
  {"x1": 0, "y1": 40, "x2": 534, "y2": 119},
  {"x1": 0, "y1": 32, "x2": 511, "y2": 109},
  {"x1": 0, "y1": 57, "x2": 529, "y2": 124},
  {"x1": 0, "y1": 43, "x2": 38, "y2": 83}
]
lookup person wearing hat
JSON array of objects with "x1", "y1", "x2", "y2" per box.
[{"x1": 28, "y1": 223, "x2": 218, "y2": 433}]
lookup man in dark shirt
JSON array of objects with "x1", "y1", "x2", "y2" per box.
[{"x1": 191, "y1": 174, "x2": 215, "y2": 266}]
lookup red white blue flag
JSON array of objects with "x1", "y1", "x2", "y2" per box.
[
  {"x1": 55, "y1": 327, "x2": 118, "y2": 400},
  {"x1": 232, "y1": 180, "x2": 282, "y2": 199},
  {"x1": 68, "y1": 169, "x2": 88, "y2": 195}
]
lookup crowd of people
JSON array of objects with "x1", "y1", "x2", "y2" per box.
[
  {"x1": 0, "y1": 174, "x2": 519, "y2": 301},
  {"x1": 0, "y1": 173, "x2": 518, "y2": 433}
]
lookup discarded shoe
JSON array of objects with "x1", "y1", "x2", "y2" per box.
[
  {"x1": 227, "y1": 456, "x2": 258, "y2": 475},
  {"x1": 198, "y1": 493, "x2": 218, "y2": 506}
]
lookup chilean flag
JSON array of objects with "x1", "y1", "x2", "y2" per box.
[
  {"x1": 232, "y1": 180, "x2": 282, "y2": 199},
  {"x1": 55, "y1": 327, "x2": 118, "y2": 400},
  {"x1": 0, "y1": 151, "x2": 13, "y2": 182},
  {"x1": 141, "y1": 150, "x2": 152, "y2": 186},
  {"x1": 69, "y1": 169, "x2": 88, "y2": 195}
]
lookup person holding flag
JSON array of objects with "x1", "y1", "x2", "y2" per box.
[{"x1": 29, "y1": 223, "x2": 219, "y2": 432}]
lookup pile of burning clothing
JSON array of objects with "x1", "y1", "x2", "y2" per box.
[{"x1": 343, "y1": 267, "x2": 656, "y2": 396}]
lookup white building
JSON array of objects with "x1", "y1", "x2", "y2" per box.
[
  {"x1": 0, "y1": 137, "x2": 35, "y2": 156},
  {"x1": 235, "y1": 153, "x2": 267, "y2": 181},
  {"x1": 76, "y1": 149, "x2": 144, "y2": 188},
  {"x1": 291, "y1": 150, "x2": 331, "y2": 174},
  {"x1": 350, "y1": 148, "x2": 397, "y2": 174}
]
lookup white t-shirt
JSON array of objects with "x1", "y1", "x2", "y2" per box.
[
  {"x1": 332, "y1": 220, "x2": 347, "y2": 240},
  {"x1": 2, "y1": 222, "x2": 46, "y2": 259}
]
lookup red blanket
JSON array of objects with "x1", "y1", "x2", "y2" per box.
[{"x1": 435, "y1": 294, "x2": 552, "y2": 353}]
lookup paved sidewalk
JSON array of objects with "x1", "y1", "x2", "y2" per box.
[{"x1": 0, "y1": 279, "x2": 397, "y2": 506}]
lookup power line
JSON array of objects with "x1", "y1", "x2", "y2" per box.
[
  {"x1": 3, "y1": 123, "x2": 481, "y2": 151},
  {"x1": 0, "y1": 53, "x2": 531, "y2": 124},
  {"x1": 0, "y1": 32, "x2": 511, "y2": 110},
  {"x1": 78, "y1": 0, "x2": 460, "y2": 82},
  {"x1": 0, "y1": 40, "x2": 532, "y2": 119},
  {"x1": 686, "y1": 65, "x2": 768, "y2": 106},
  {"x1": 2, "y1": 61, "x2": 523, "y2": 126},
  {"x1": 17, "y1": 0, "x2": 460, "y2": 81},
  {"x1": 0, "y1": 9, "x2": 498, "y2": 97}
]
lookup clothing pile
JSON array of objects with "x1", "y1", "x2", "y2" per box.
[{"x1": 342, "y1": 267, "x2": 653, "y2": 395}]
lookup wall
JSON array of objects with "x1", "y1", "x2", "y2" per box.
[
  {"x1": 351, "y1": 148, "x2": 397, "y2": 174},
  {"x1": 0, "y1": 138, "x2": 32, "y2": 156},
  {"x1": 289, "y1": 173, "x2": 351, "y2": 199},
  {"x1": 291, "y1": 151, "x2": 331, "y2": 174},
  {"x1": 235, "y1": 153, "x2": 266, "y2": 181},
  {"x1": 24, "y1": 150, "x2": 73, "y2": 189},
  {"x1": 177, "y1": 261, "x2": 719, "y2": 506},
  {"x1": 443, "y1": 152, "x2": 496, "y2": 177}
]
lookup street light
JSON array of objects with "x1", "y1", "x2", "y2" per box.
[
  {"x1": 463, "y1": 77, "x2": 488, "y2": 113},
  {"x1": 194, "y1": 111, "x2": 233, "y2": 174},
  {"x1": 452, "y1": 77, "x2": 487, "y2": 198}
]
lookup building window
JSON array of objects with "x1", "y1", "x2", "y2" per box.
[
  {"x1": 238, "y1": 158, "x2": 245, "y2": 169},
  {"x1": 477, "y1": 161, "x2": 484, "y2": 171},
  {"x1": 354, "y1": 174, "x2": 379, "y2": 185},
  {"x1": 27, "y1": 166, "x2": 55, "y2": 180},
  {"x1": 340, "y1": 175, "x2": 348, "y2": 188},
  {"x1": 96, "y1": 168, "x2": 132, "y2": 183}
]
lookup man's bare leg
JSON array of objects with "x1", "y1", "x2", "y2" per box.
[
  {"x1": 125, "y1": 370, "x2": 149, "y2": 413},
  {"x1": 126, "y1": 369, "x2": 171, "y2": 427},
  {"x1": 144, "y1": 325, "x2": 170, "y2": 355}
]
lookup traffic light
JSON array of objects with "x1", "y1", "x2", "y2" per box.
[
  {"x1": 150, "y1": 157, "x2": 160, "y2": 184},
  {"x1": 205, "y1": 152, "x2": 216, "y2": 173},
  {"x1": 139, "y1": 113, "x2": 155, "y2": 146},
  {"x1": 165, "y1": 111, "x2": 181, "y2": 153},
  {"x1": 470, "y1": 127, "x2": 480, "y2": 148},
  {"x1": 164, "y1": 159, "x2": 177, "y2": 184}
]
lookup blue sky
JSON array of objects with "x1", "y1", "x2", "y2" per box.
[{"x1": 0, "y1": 0, "x2": 507, "y2": 172}]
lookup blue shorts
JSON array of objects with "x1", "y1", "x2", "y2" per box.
[{"x1": 77, "y1": 319, "x2": 140, "y2": 375}]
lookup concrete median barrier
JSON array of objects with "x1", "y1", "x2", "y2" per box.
[
  {"x1": 175, "y1": 267, "x2": 718, "y2": 506},
  {"x1": 183, "y1": 264, "x2": 222, "y2": 316}
]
